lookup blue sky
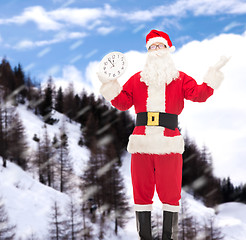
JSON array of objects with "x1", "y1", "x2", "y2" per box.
[{"x1": 0, "y1": 0, "x2": 246, "y2": 84}]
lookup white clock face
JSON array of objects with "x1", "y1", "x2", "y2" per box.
[{"x1": 98, "y1": 52, "x2": 127, "y2": 80}]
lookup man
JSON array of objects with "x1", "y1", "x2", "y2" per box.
[{"x1": 98, "y1": 29, "x2": 229, "y2": 240}]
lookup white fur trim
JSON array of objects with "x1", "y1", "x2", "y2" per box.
[
  {"x1": 145, "y1": 81, "x2": 166, "y2": 137},
  {"x1": 170, "y1": 46, "x2": 176, "y2": 53},
  {"x1": 146, "y1": 84, "x2": 166, "y2": 112},
  {"x1": 162, "y1": 204, "x2": 180, "y2": 213},
  {"x1": 203, "y1": 67, "x2": 224, "y2": 90},
  {"x1": 134, "y1": 204, "x2": 153, "y2": 212},
  {"x1": 146, "y1": 37, "x2": 169, "y2": 50},
  {"x1": 100, "y1": 80, "x2": 122, "y2": 102},
  {"x1": 127, "y1": 134, "x2": 185, "y2": 154}
]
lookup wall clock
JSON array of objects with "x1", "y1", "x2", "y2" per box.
[{"x1": 98, "y1": 52, "x2": 127, "y2": 80}]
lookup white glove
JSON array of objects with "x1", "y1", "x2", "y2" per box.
[
  {"x1": 97, "y1": 72, "x2": 117, "y2": 84},
  {"x1": 204, "y1": 56, "x2": 230, "y2": 89}
]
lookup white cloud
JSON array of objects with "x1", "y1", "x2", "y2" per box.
[
  {"x1": 0, "y1": 34, "x2": 2, "y2": 43},
  {"x1": 50, "y1": 65, "x2": 92, "y2": 94},
  {"x1": 47, "y1": 65, "x2": 61, "y2": 76},
  {"x1": 69, "y1": 40, "x2": 83, "y2": 50},
  {"x1": 16, "y1": 40, "x2": 35, "y2": 49},
  {"x1": 224, "y1": 21, "x2": 242, "y2": 32},
  {"x1": 0, "y1": 5, "x2": 105, "y2": 31},
  {"x1": 123, "y1": 0, "x2": 246, "y2": 21},
  {"x1": 1, "y1": 1, "x2": 246, "y2": 33},
  {"x1": 70, "y1": 55, "x2": 82, "y2": 64},
  {"x1": 24, "y1": 63, "x2": 36, "y2": 72},
  {"x1": 133, "y1": 24, "x2": 145, "y2": 34},
  {"x1": 85, "y1": 49, "x2": 98, "y2": 59},
  {"x1": 97, "y1": 26, "x2": 115, "y2": 35},
  {"x1": 0, "y1": 6, "x2": 63, "y2": 31},
  {"x1": 37, "y1": 47, "x2": 51, "y2": 58},
  {"x1": 86, "y1": 31, "x2": 246, "y2": 184},
  {"x1": 50, "y1": 7, "x2": 103, "y2": 27},
  {"x1": 14, "y1": 31, "x2": 86, "y2": 50}
]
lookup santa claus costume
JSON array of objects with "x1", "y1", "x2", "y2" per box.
[{"x1": 98, "y1": 29, "x2": 229, "y2": 240}]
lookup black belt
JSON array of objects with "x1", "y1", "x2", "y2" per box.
[{"x1": 136, "y1": 112, "x2": 178, "y2": 130}]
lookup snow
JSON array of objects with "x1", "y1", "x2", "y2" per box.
[
  {"x1": 1, "y1": 104, "x2": 246, "y2": 239},
  {"x1": 217, "y1": 203, "x2": 246, "y2": 240},
  {"x1": 0, "y1": 160, "x2": 70, "y2": 239}
]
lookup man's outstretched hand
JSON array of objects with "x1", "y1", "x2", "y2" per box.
[{"x1": 203, "y1": 56, "x2": 231, "y2": 90}]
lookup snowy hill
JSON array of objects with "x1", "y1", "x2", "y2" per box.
[
  {"x1": 1, "y1": 104, "x2": 246, "y2": 239},
  {"x1": 0, "y1": 160, "x2": 70, "y2": 239}
]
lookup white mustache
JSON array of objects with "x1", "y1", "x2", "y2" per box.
[{"x1": 148, "y1": 49, "x2": 169, "y2": 58}]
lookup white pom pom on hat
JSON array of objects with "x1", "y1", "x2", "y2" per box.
[{"x1": 146, "y1": 29, "x2": 175, "y2": 52}]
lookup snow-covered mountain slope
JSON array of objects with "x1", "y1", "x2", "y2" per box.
[
  {"x1": 16, "y1": 104, "x2": 89, "y2": 176},
  {"x1": 1, "y1": 104, "x2": 246, "y2": 239},
  {"x1": 217, "y1": 203, "x2": 246, "y2": 240},
  {"x1": 0, "y1": 160, "x2": 70, "y2": 239}
]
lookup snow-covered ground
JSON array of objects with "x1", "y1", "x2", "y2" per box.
[{"x1": 1, "y1": 104, "x2": 246, "y2": 239}]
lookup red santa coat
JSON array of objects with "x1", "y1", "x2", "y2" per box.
[{"x1": 110, "y1": 71, "x2": 214, "y2": 155}]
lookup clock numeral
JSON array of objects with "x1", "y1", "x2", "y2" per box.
[
  {"x1": 112, "y1": 55, "x2": 115, "y2": 59},
  {"x1": 113, "y1": 74, "x2": 116, "y2": 77},
  {"x1": 118, "y1": 71, "x2": 120, "y2": 75},
  {"x1": 108, "y1": 73, "x2": 111, "y2": 77},
  {"x1": 104, "y1": 71, "x2": 107, "y2": 74},
  {"x1": 104, "y1": 62, "x2": 108, "y2": 65},
  {"x1": 104, "y1": 67, "x2": 106, "y2": 70}
]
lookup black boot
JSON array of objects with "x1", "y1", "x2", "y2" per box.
[
  {"x1": 136, "y1": 211, "x2": 152, "y2": 240},
  {"x1": 162, "y1": 211, "x2": 178, "y2": 240}
]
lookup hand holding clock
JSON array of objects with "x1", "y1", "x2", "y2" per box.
[{"x1": 97, "y1": 52, "x2": 127, "y2": 83}]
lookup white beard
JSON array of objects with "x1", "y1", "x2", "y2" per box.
[{"x1": 140, "y1": 49, "x2": 179, "y2": 87}]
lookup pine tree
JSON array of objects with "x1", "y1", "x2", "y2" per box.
[
  {"x1": 7, "y1": 112, "x2": 28, "y2": 170},
  {"x1": 0, "y1": 58, "x2": 15, "y2": 100},
  {"x1": 0, "y1": 196, "x2": 16, "y2": 240},
  {"x1": 39, "y1": 77, "x2": 54, "y2": 124},
  {"x1": 179, "y1": 197, "x2": 197, "y2": 240},
  {"x1": 103, "y1": 144, "x2": 129, "y2": 234},
  {"x1": 13, "y1": 63, "x2": 27, "y2": 103},
  {"x1": 26, "y1": 75, "x2": 36, "y2": 103},
  {"x1": 182, "y1": 135, "x2": 222, "y2": 207},
  {"x1": 32, "y1": 133, "x2": 44, "y2": 183},
  {"x1": 82, "y1": 150, "x2": 104, "y2": 213},
  {"x1": 35, "y1": 126, "x2": 55, "y2": 187},
  {"x1": 0, "y1": 100, "x2": 6, "y2": 167},
  {"x1": 63, "y1": 83, "x2": 75, "y2": 121},
  {"x1": 55, "y1": 87, "x2": 64, "y2": 113},
  {"x1": 83, "y1": 112, "x2": 99, "y2": 152},
  {"x1": 66, "y1": 199, "x2": 84, "y2": 240},
  {"x1": 55, "y1": 123, "x2": 73, "y2": 193},
  {"x1": 0, "y1": 103, "x2": 15, "y2": 168},
  {"x1": 78, "y1": 90, "x2": 91, "y2": 127},
  {"x1": 202, "y1": 215, "x2": 224, "y2": 240},
  {"x1": 48, "y1": 201, "x2": 68, "y2": 240},
  {"x1": 80, "y1": 202, "x2": 93, "y2": 240},
  {"x1": 220, "y1": 177, "x2": 235, "y2": 203}
]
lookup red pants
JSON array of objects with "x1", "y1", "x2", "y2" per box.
[{"x1": 131, "y1": 153, "x2": 183, "y2": 212}]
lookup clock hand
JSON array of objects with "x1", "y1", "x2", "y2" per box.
[{"x1": 108, "y1": 59, "x2": 115, "y2": 67}]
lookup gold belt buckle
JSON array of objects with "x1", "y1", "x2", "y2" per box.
[{"x1": 147, "y1": 112, "x2": 159, "y2": 126}]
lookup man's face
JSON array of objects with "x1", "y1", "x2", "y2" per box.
[{"x1": 148, "y1": 42, "x2": 167, "y2": 51}]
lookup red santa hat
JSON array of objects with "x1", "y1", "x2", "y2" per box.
[{"x1": 146, "y1": 29, "x2": 175, "y2": 52}]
